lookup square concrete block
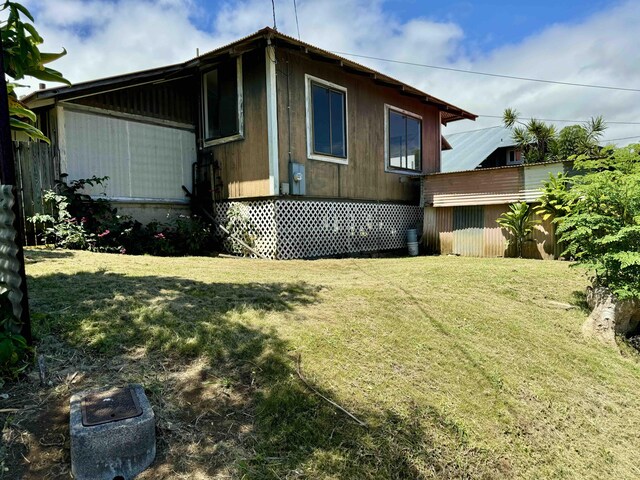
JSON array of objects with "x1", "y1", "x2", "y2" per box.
[{"x1": 70, "y1": 384, "x2": 156, "y2": 480}]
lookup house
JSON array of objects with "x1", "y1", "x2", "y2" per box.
[
  {"x1": 22, "y1": 27, "x2": 476, "y2": 259},
  {"x1": 441, "y1": 126, "x2": 523, "y2": 173}
]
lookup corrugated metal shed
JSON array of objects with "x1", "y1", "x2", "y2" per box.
[
  {"x1": 424, "y1": 166, "x2": 523, "y2": 207},
  {"x1": 424, "y1": 161, "x2": 569, "y2": 207},
  {"x1": 441, "y1": 126, "x2": 515, "y2": 172}
]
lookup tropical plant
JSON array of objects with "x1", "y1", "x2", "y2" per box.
[
  {"x1": 534, "y1": 172, "x2": 575, "y2": 222},
  {"x1": 556, "y1": 144, "x2": 640, "y2": 299},
  {"x1": 0, "y1": 289, "x2": 30, "y2": 379},
  {"x1": 1, "y1": 1, "x2": 70, "y2": 142},
  {"x1": 496, "y1": 201, "x2": 539, "y2": 257},
  {"x1": 503, "y1": 109, "x2": 607, "y2": 163}
]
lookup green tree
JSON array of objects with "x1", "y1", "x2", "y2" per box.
[
  {"x1": 556, "y1": 144, "x2": 640, "y2": 299},
  {"x1": 496, "y1": 201, "x2": 538, "y2": 258},
  {"x1": 1, "y1": 0, "x2": 70, "y2": 142},
  {"x1": 503, "y1": 109, "x2": 606, "y2": 163}
]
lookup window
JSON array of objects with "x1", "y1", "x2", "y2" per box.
[
  {"x1": 203, "y1": 57, "x2": 243, "y2": 145},
  {"x1": 385, "y1": 105, "x2": 422, "y2": 172},
  {"x1": 506, "y1": 149, "x2": 522, "y2": 165},
  {"x1": 305, "y1": 75, "x2": 347, "y2": 163}
]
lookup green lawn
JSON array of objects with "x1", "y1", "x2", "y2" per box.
[{"x1": 10, "y1": 249, "x2": 640, "y2": 479}]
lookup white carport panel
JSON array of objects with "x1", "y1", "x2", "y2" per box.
[{"x1": 64, "y1": 109, "x2": 195, "y2": 200}]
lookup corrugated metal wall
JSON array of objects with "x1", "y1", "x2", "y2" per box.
[
  {"x1": 522, "y1": 162, "x2": 565, "y2": 203},
  {"x1": 424, "y1": 167, "x2": 523, "y2": 207},
  {"x1": 64, "y1": 109, "x2": 196, "y2": 200},
  {"x1": 423, "y1": 204, "x2": 557, "y2": 259}
]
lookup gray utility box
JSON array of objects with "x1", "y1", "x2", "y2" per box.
[
  {"x1": 288, "y1": 162, "x2": 306, "y2": 195},
  {"x1": 70, "y1": 384, "x2": 156, "y2": 480}
]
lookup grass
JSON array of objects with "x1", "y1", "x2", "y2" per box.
[{"x1": 3, "y1": 249, "x2": 640, "y2": 479}]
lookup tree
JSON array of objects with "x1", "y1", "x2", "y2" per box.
[
  {"x1": 1, "y1": 0, "x2": 70, "y2": 142},
  {"x1": 496, "y1": 202, "x2": 538, "y2": 258},
  {"x1": 503, "y1": 109, "x2": 607, "y2": 163}
]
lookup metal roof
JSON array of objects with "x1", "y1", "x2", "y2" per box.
[
  {"x1": 23, "y1": 27, "x2": 476, "y2": 123},
  {"x1": 440, "y1": 126, "x2": 516, "y2": 172}
]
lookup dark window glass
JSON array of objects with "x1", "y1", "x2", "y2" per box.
[
  {"x1": 311, "y1": 82, "x2": 346, "y2": 158},
  {"x1": 312, "y1": 84, "x2": 331, "y2": 155},
  {"x1": 388, "y1": 110, "x2": 421, "y2": 171},
  {"x1": 204, "y1": 60, "x2": 238, "y2": 141}
]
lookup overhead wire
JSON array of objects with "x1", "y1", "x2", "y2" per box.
[{"x1": 330, "y1": 50, "x2": 640, "y2": 93}]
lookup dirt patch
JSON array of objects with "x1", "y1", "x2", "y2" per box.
[{"x1": 1, "y1": 337, "x2": 256, "y2": 479}]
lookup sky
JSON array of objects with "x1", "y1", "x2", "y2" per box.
[{"x1": 14, "y1": 0, "x2": 640, "y2": 144}]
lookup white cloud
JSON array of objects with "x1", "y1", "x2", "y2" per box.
[{"x1": 15, "y1": 0, "x2": 640, "y2": 144}]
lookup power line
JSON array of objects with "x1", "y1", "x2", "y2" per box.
[
  {"x1": 331, "y1": 50, "x2": 640, "y2": 93},
  {"x1": 292, "y1": 0, "x2": 301, "y2": 40},
  {"x1": 602, "y1": 135, "x2": 640, "y2": 142},
  {"x1": 478, "y1": 114, "x2": 640, "y2": 125}
]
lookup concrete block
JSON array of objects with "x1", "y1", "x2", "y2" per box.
[{"x1": 70, "y1": 384, "x2": 156, "y2": 480}]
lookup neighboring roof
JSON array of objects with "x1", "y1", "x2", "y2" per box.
[
  {"x1": 440, "y1": 126, "x2": 516, "y2": 172},
  {"x1": 23, "y1": 27, "x2": 476, "y2": 124}
]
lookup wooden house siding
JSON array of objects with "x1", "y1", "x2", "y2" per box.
[
  {"x1": 202, "y1": 49, "x2": 271, "y2": 199},
  {"x1": 274, "y1": 48, "x2": 440, "y2": 203}
]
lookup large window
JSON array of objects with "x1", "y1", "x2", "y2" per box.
[
  {"x1": 305, "y1": 75, "x2": 348, "y2": 163},
  {"x1": 203, "y1": 57, "x2": 243, "y2": 145},
  {"x1": 386, "y1": 105, "x2": 422, "y2": 172}
]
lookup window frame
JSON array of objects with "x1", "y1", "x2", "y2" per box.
[
  {"x1": 505, "y1": 148, "x2": 522, "y2": 166},
  {"x1": 202, "y1": 55, "x2": 244, "y2": 147},
  {"x1": 384, "y1": 104, "x2": 423, "y2": 174},
  {"x1": 305, "y1": 74, "x2": 349, "y2": 165}
]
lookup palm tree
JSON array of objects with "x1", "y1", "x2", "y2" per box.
[{"x1": 504, "y1": 109, "x2": 557, "y2": 163}]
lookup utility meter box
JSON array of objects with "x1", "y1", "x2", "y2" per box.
[{"x1": 288, "y1": 162, "x2": 306, "y2": 195}]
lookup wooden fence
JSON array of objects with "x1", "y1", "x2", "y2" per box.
[{"x1": 13, "y1": 141, "x2": 58, "y2": 244}]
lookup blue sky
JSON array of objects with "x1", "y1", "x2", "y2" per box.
[{"x1": 17, "y1": 0, "x2": 640, "y2": 142}]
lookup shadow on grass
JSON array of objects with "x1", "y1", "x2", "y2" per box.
[
  {"x1": 24, "y1": 249, "x2": 75, "y2": 263},
  {"x1": 571, "y1": 290, "x2": 591, "y2": 314},
  {"x1": 18, "y1": 271, "x2": 507, "y2": 479}
]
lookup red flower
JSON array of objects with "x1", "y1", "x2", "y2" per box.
[{"x1": 97, "y1": 229, "x2": 110, "y2": 238}]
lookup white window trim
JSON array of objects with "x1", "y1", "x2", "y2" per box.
[
  {"x1": 305, "y1": 74, "x2": 348, "y2": 165},
  {"x1": 203, "y1": 55, "x2": 244, "y2": 147},
  {"x1": 384, "y1": 104, "x2": 423, "y2": 175}
]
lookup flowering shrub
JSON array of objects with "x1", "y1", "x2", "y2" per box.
[{"x1": 30, "y1": 176, "x2": 216, "y2": 256}]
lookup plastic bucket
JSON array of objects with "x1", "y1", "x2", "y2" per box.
[
  {"x1": 407, "y1": 241, "x2": 419, "y2": 257},
  {"x1": 406, "y1": 228, "x2": 418, "y2": 243}
]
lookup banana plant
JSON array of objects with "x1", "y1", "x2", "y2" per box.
[{"x1": 496, "y1": 202, "x2": 539, "y2": 258}]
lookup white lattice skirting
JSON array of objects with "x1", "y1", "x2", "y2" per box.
[{"x1": 215, "y1": 199, "x2": 422, "y2": 260}]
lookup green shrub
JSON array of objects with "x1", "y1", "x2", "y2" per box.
[
  {"x1": 0, "y1": 290, "x2": 30, "y2": 381},
  {"x1": 556, "y1": 144, "x2": 640, "y2": 299},
  {"x1": 30, "y1": 176, "x2": 216, "y2": 256}
]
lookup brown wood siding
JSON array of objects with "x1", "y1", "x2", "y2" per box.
[
  {"x1": 424, "y1": 167, "x2": 523, "y2": 207},
  {"x1": 275, "y1": 47, "x2": 440, "y2": 202},
  {"x1": 206, "y1": 50, "x2": 270, "y2": 199},
  {"x1": 72, "y1": 77, "x2": 196, "y2": 125}
]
